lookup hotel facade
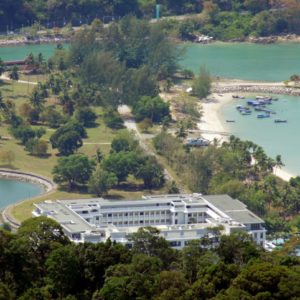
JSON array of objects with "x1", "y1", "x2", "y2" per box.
[{"x1": 33, "y1": 194, "x2": 266, "y2": 249}]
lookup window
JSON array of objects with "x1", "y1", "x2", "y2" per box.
[
  {"x1": 140, "y1": 212, "x2": 144, "y2": 215},
  {"x1": 125, "y1": 213, "x2": 128, "y2": 216},
  {"x1": 108, "y1": 213, "x2": 112, "y2": 217},
  {"x1": 188, "y1": 213, "x2": 191, "y2": 217},
  {"x1": 82, "y1": 211, "x2": 88, "y2": 214},
  {"x1": 169, "y1": 241, "x2": 181, "y2": 247},
  {"x1": 260, "y1": 232, "x2": 264, "y2": 239},
  {"x1": 95, "y1": 216, "x2": 99, "y2": 220},
  {"x1": 140, "y1": 220, "x2": 144, "y2": 224},
  {"x1": 251, "y1": 223, "x2": 261, "y2": 230}
]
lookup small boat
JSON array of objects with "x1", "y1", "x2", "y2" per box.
[
  {"x1": 257, "y1": 114, "x2": 270, "y2": 119},
  {"x1": 226, "y1": 120, "x2": 235, "y2": 123},
  {"x1": 241, "y1": 110, "x2": 251, "y2": 115},
  {"x1": 236, "y1": 105, "x2": 243, "y2": 110},
  {"x1": 274, "y1": 119, "x2": 287, "y2": 123}
]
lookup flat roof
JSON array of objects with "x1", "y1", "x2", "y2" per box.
[
  {"x1": 203, "y1": 195, "x2": 247, "y2": 211},
  {"x1": 60, "y1": 194, "x2": 206, "y2": 209},
  {"x1": 35, "y1": 201, "x2": 98, "y2": 233},
  {"x1": 203, "y1": 194, "x2": 264, "y2": 224},
  {"x1": 225, "y1": 210, "x2": 264, "y2": 224}
]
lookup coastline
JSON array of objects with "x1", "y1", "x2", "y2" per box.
[
  {"x1": 198, "y1": 92, "x2": 295, "y2": 182},
  {"x1": 0, "y1": 169, "x2": 56, "y2": 228},
  {"x1": 0, "y1": 37, "x2": 69, "y2": 47}
]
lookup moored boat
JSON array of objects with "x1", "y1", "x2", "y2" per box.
[
  {"x1": 257, "y1": 114, "x2": 270, "y2": 118},
  {"x1": 274, "y1": 119, "x2": 287, "y2": 123}
]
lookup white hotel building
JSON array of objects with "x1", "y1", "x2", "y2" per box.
[{"x1": 33, "y1": 194, "x2": 266, "y2": 249}]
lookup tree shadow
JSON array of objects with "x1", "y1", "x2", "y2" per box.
[
  {"x1": 0, "y1": 164, "x2": 19, "y2": 170},
  {"x1": 28, "y1": 153, "x2": 52, "y2": 159}
]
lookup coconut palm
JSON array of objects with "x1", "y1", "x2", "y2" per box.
[{"x1": 9, "y1": 65, "x2": 19, "y2": 94}]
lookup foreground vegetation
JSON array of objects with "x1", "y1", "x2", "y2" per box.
[{"x1": 1, "y1": 218, "x2": 300, "y2": 300}]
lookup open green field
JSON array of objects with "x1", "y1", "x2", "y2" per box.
[
  {"x1": 0, "y1": 79, "x2": 169, "y2": 222},
  {"x1": 0, "y1": 80, "x2": 119, "y2": 177}
]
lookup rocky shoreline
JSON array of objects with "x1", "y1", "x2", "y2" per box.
[
  {"x1": 0, "y1": 169, "x2": 56, "y2": 229},
  {"x1": 0, "y1": 169, "x2": 55, "y2": 192},
  {"x1": 213, "y1": 85, "x2": 300, "y2": 96},
  {"x1": 0, "y1": 36, "x2": 69, "y2": 47}
]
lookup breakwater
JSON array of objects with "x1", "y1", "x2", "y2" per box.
[{"x1": 213, "y1": 85, "x2": 300, "y2": 96}]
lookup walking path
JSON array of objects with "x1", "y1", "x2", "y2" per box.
[
  {"x1": 118, "y1": 105, "x2": 186, "y2": 193},
  {"x1": 0, "y1": 74, "x2": 38, "y2": 85}
]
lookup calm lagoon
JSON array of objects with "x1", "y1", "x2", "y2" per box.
[
  {"x1": 0, "y1": 178, "x2": 43, "y2": 210},
  {"x1": 181, "y1": 42, "x2": 300, "y2": 81}
]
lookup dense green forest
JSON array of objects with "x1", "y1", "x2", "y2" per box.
[
  {"x1": 2, "y1": 0, "x2": 300, "y2": 40},
  {"x1": 1, "y1": 217, "x2": 300, "y2": 299}
]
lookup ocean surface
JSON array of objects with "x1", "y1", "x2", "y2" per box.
[
  {"x1": 0, "y1": 43, "x2": 65, "y2": 61},
  {"x1": 181, "y1": 42, "x2": 300, "y2": 81},
  {"x1": 220, "y1": 95, "x2": 300, "y2": 176},
  {"x1": 0, "y1": 179, "x2": 43, "y2": 210}
]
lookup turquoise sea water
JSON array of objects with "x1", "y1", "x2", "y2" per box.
[
  {"x1": 181, "y1": 42, "x2": 300, "y2": 81},
  {"x1": 0, "y1": 43, "x2": 64, "y2": 61},
  {"x1": 0, "y1": 178, "x2": 43, "y2": 210},
  {"x1": 220, "y1": 95, "x2": 300, "y2": 176}
]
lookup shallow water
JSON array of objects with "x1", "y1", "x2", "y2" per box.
[
  {"x1": 0, "y1": 178, "x2": 43, "y2": 210},
  {"x1": 0, "y1": 43, "x2": 65, "y2": 61},
  {"x1": 220, "y1": 95, "x2": 300, "y2": 176},
  {"x1": 181, "y1": 42, "x2": 300, "y2": 81}
]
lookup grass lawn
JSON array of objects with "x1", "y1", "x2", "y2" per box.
[{"x1": 1, "y1": 80, "x2": 170, "y2": 222}]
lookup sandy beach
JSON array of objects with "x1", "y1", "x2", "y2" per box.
[
  {"x1": 197, "y1": 92, "x2": 295, "y2": 182},
  {"x1": 197, "y1": 92, "x2": 233, "y2": 142}
]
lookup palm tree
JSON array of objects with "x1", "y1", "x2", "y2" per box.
[
  {"x1": 30, "y1": 89, "x2": 44, "y2": 110},
  {"x1": 274, "y1": 154, "x2": 285, "y2": 175},
  {"x1": 0, "y1": 58, "x2": 5, "y2": 78},
  {"x1": 9, "y1": 66, "x2": 19, "y2": 94}
]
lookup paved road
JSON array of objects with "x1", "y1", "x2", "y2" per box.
[
  {"x1": 118, "y1": 105, "x2": 186, "y2": 193},
  {"x1": 0, "y1": 74, "x2": 38, "y2": 85}
]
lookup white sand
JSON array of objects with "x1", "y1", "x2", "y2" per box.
[
  {"x1": 197, "y1": 93, "x2": 233, "y2": 142},
  {"x1": 197, "y1": 92, "x2": 295, "y2": 182}
]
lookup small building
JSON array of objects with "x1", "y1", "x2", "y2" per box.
[{"x1": 33, "y1": 194, "x2": 266, "y2": 249}]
